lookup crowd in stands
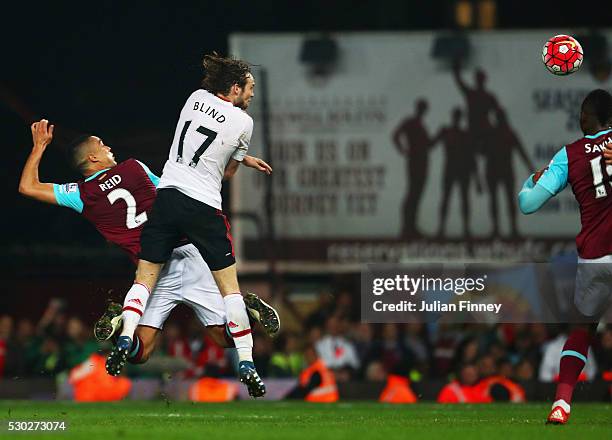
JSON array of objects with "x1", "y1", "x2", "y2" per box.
[{"x1": 2, "y1": 291, "x2": 612, "y2": 397}]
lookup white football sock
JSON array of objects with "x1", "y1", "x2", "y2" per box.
[
  {"x1": 120, "y1": 283, "x2": 150, "y2": 339},
  {"x1": 552, "y1": 399, "x2": 571, "y2": 413},
  {"x1": 223, "y1": 293, "x2": 253, "y2": 363}
]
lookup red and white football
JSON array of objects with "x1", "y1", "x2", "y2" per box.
[{"x1": 542, "y1": 35, "x2": 583, "y2": 76}]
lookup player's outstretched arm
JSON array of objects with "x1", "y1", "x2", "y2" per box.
[
  {"x1": 223, "y1": 156, "x2": 272, "y2": 180},
  {"x1": 243, "y1": 155, "x2": 272, "y2": 174},
  {"x1": 517, "y1": 176, "x2": 554, "y2": 214},
  {"x1": 18, "y1": 119, "x2": 58, "y2": 205},
  {"x1": 518, "y1": 147, "x2": 568, "y2": 215},
  {"x1": 223, "y1": 159, "x2": 241, "y2": 180}
]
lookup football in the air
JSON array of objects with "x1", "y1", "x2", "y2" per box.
[{"x1": 542, "y1": 35, "x2": 583, "y2": 76}]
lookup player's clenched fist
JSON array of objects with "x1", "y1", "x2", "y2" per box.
[{"x1": 31, "y1": 119, "x2": 54, "y2": 151}]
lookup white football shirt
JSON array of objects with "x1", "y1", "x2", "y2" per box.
[{"x1": 158, "y1": 89, "x2": 253, "y2": 209}]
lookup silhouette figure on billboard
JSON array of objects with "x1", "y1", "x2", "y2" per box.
[
  {"x1": 488, "y1": 108, "x2": 534, "y2": 237},
  {"x1": 453, "y1": 61, "x2": 533, "y2": 237},
  {"x1": 392, "y1": 99, "x2": 432, "y2": 238},
  {"x1": 431, "y1": 108, "x2": 481, "y2": 238},
  {"x1": 452, "y1": 61, "x2": 500, "y2": 156}
]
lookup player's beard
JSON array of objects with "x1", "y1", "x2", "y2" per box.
[{"x1": 235, "y1": 94, "x2": 251, "y2": 110}]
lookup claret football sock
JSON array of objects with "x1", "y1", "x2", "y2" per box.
[
  {"x1": 120, "y1": 282, "x2": 150, "y2": 339},
  {"x1": 554, "y1": 328, "x2": 590, "y2": 405},
  {"x1": 127, "y1": 334, "x2": 144, "y2": 364},
  {"x1": 223, "y1": 293, "x2": 254, "y2": 363}
]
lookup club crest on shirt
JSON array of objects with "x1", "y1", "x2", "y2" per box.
[{"x1": 62, "y1": 183, "x2": 78, "y2": 194}]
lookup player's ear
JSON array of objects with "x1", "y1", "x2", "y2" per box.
[{"x1": 88, "y1": 152, "x2": 99, "y2": 163}]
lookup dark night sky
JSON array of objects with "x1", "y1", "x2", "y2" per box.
[{"x1": 2, "y1": 0, "x2": 608, "y2": 251}]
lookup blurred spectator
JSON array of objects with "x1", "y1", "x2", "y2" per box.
[
  {"x1": 16, "y1": 319, "x2": 35, "y2": 342},
  {"x1": 352, "y1": 323, "x2": 375, "y2": 359},
  {"x1": 0, "y1": 315, "x2": 12, "y2": 339},
  {"x1": 37, "y1": 299, "x2": 68, "y2": 340},
  {"x1": 63, "y1": 317, "x2": 98, "y2": 369},
  {"x1": 30, "y1": 337, "x2": 65, "y2": 376},
  {"x1": 3, "y1": 319, "x2": 36, "y2": 377},
  {"x1": 269, "y1": 333, "x2": 303, "y2": 377},
  {"x1": 193, "y1": 333, "x2": 230, "y2": 377},
  {"x1": 452, "y1": 337, "x2": 480, "y2": 373},
  {"x1": 530, "y1": 324, "x2": 549, "y2": 347},
  {"x1": 162, "y1": 323, "x2": 192, "y2": 362},
  {"x1": 496, "y1": 358, "x2": 513, "y2": 379},
  {"x1": 352, "y1": 323, "x2": 380, "y2": 378},
  {"x1": 477, "y1": 354, "x2": 497, "y2": 378},
  {"x1": 333, "y1": 290, "x2": 356, "y2": 321},
  {"x1": 0, "y1": 315, "x2": 12, "y2": 377},
  {"x1": 365, "y1": 361, "x2": 387, "y2": 382},
  {"x1": 305, "y1": 291, "x2": 335, "y2": 329},
  {"x1": 252, "y1": 333, "x2": 273, "y2": 378},
  {"x1": 593, "y1": 326, "x2": 612, "y2": 381},
  {"x1": 431, "y1": 324, "x2": 462, "y2": 376},
  {"x1": 487, "y1": 341, "x2": 507, "y2": 362},
  {"x1": 437, "y1": 364, "x2": 489, "y2": 404},
  {"x1": 482, "y1": 377, "x2": 526, "y2": 403},
  {"x1": 514, "y1": 358, "x2": 535, "y2": 381},
  {"x1": 308, "y1": 326, "x2": 323, "y2": 345},
  {"x1": 379, "y1": 372, "x2": 418, "y2": 404},
  {"x1": 402, "y1": 323, "x2": 430, "y2": 369},
  {"x1": 315, "y1": 316, "x2": 360, "y2": 376},
  {"x1": 372, "y1": 324, "x2": 412, "y2": 375},
  {"x1": 510, "y1": 328, "x2": 541, "y2": 367},
  {"x1": 285, "y1": 345, "x2": 338, "y2": 402}
]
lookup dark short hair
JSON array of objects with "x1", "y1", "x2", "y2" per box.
[
  {"x1": 68, "y1": 134, "x2": 93, "y2": 174},
  {"x1": 582, "y1": 89, "x2": 612, "y2": 126},
  {"x1": 201, "y1": 52, "x2": 252, "y2": 96}
]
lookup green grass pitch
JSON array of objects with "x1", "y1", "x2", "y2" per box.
[{"x1": 1, "y1": 401, "x2": 610, "y2": 439}]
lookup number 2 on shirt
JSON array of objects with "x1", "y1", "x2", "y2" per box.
[{"x1": 107, "y1": 188, "x2": 148, "y2": 229}]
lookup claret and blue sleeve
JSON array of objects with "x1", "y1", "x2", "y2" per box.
[
  {"x1": 518, "y1": 147, "x2": 568, "y2": 214},
  {"x1": 53, "y1": 183, "x2": 84, "y2": 213},
  {"x1": 136, "y1": 160, "x2": 160, "y2": 187}
]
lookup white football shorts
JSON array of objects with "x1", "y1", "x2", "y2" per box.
[
  {"x1": 574, "y1": 254, "x2": 612, "y2": 318},
  {"x1": 139, "y1": 243, "x2": 226, "y2": 329}
]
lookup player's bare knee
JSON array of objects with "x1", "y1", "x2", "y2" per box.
[
  {"x1": 135, "y1": 326, "x2": 159, "y2": 362},
  {"x1": 206, "y1": 325, "x2": 233, "y2": 348}
]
